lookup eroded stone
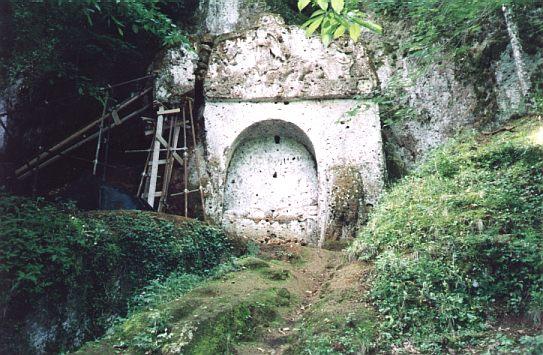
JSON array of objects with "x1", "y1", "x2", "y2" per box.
[{"x1": 205, "y1": 14, "x2": 378, "y2": 101}]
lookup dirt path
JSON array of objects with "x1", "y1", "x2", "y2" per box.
[{"x1": 235, "y1": 246, "x2": 371, "y2": 355}]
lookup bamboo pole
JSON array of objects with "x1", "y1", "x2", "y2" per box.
[
  {"x1": 137, "y1": 145, "x2": 152, "y2": 197},
  {"x1": 17, "y1": 103, "x2": 151, "y2": 180},
  {"x1": 16, "y1": 87, "x2": 151, "y2": 176},
  {"x1": 92, "y1": 92, "x2": 109, "y2": 176}
]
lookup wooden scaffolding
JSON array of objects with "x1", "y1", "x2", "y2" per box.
[
  {"x1": 137, "y1": 98, "x2": 206, "y2": 217},
  {"x1": 13, "y1": 78, "x2": 206, "y2": 219}
]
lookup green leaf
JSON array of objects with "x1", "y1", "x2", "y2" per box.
[
  {"x1": 317, "y1": 0, "x2": 329, "y2": 10},
  {"x1": 333, "y1": 25, "x2": 346, "y2": 39},
  {"x1": 331, "y1": 0, "x2": 344, "y2": 13},
  {"x1": 298, "y1": 0, "x2": 311, "y2": 11},
  {"x1": 353, "y1": 18, "x2": 383, "y2": 34},
  {"x1": 349, "y1": 22, "x2": 361, "y2": 42},
  {"x1": 321, "y1": 32, "x2": 332, "y2": 47},
  {"x1": 310, "y1": 9, "x2": 326, "y2": 18},
  {"x1": 305, "y1": 15, "x2": 324, "y2": 37}
]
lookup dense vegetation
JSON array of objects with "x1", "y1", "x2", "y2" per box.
[
  {"x1": 0, "y1": 0, "x2": 199, "y2": 171},
  {"x1": 0, "y1": 195, "x2": 238, "y2": 353},
  {"x1": 367, "y1": 0, "x2": 542, "y2": 62},
  {"x1": 350, "y1": 116, "x2": 543, "y2": 352},
  {"x1": 1, "y1": 1, "x2": 189, "y2": 97}
]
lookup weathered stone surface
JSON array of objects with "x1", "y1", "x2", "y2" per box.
[
  {"x1": 198, "y1": 0, "x2": 269, "y2": 35},
  {"x1": 383, "y1": 60, "x2": 479, "y2": 172},
  {"x1": 205, "y1": 14, "x2": 378, "y2": 101},
  {"x1": 324, "y1": 165, "x2": 366, "y2": 244},
  {"x1": 223, "y1": 134, "x2": 319, "y2": 242},
  {"x1": 494, "y1": 44, "x2": 541, "y2": 122},
  {"x1": 365, "y1": 18, "x2": 542, "y2": 174},
  {"x1": 153, "y1": 46, "x2": 197, "y2": 103},
  {"x1": 203, "y1": 100, "x2": 385, "y2": 245}
]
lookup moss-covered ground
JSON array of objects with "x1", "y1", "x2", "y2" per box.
[
  {"x1": 74, "y1": 243, "x2": 380, "y2": 354},
  {"x1": 0, "y1": 204, "x2": 237, "y2": 354}
]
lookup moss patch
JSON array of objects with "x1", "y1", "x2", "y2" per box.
[{"x1": 76, "y1": 256, "x2": 303, "y2": 354}]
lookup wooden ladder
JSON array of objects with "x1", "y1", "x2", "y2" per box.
[{"x1": 138, "y1": 99, "x2": 206, "y2": 218}]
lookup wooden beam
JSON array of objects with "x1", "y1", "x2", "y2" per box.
[
  {"x1": 147, "y1": 108, "x2": 163, "y2": 207},
  {"x1": 156, "y1": 108, "x2": 181, "y2": 115}
]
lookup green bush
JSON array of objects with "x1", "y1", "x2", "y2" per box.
[
  {"x1": 350, "y1": 117, "x2": 543, "y2": 350},
  {"x1": 365, "y1": 0, "x2": 542, "y2": 62},
  {"x1": 0, "y1": 195, "x2": 236, "y2": 352}
]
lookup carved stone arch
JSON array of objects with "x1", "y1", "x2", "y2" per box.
[{"x1": 222, "y1": 119, "x2": 319, "y2": 242}]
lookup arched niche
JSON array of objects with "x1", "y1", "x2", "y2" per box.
[{"x1": 222, "y1": 120, "x2": 318, "y2": 242}]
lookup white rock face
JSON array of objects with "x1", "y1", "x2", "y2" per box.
[
  {"x1": 387, "y1": 60, "x2": 479, "y2": 171},
  {"x1": 202, "y1": 14, "x2": 385, "y2": 244},
  {"x1": 223, "y1": 135, "x2": 319, "y2": 241},
  {"x1": 153, "y1": 46, "x2": 197, "y2": 103},
  {"x1": 203, "y1": 100, "x2": 385, "y2": 244},
  {"x1": 0, "y1": 99, "x2": 6, "y2": 154},
  {"x1": 149, "y1": 13, "x2": 385, "y2": 244},
  {"x1": 205, "y1": 15, "x2": 378, "y2": 101},
  {"x1": 203, "y1": 0, "x2": 241, "y2": 35}
]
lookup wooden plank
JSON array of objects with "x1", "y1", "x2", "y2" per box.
[
  {"x1": 111, "y1": 109, "x2": 121, "y2": 125},
  {"x1": 159, "y1": 116, "x2": 181, "y2": 212},
  {"x1": 16, "y1": 87, "x2": 152, "y2": 176},
  {"x1": 183, "y1": 106, "x2": 188, "y2": 218},
  {"x1": 170, "y1": 188, "x2": 201, "y2": 197},
  {"x1": 17, "y1": 103, "x2": 151, "y2": 180},
  {"x1": 147, "y1": 109, "x2": 163, "y2": 208},
  {"x1": 155, "y1": 135, "x2": 184, "y2": 166},
  {"x1": 125, "y1": 147, "x2": 187, "y2": 153},
  {"x1": 156, "y1": 108, "x2": 180, "y2": 115}
]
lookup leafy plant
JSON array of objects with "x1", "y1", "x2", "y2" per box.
[
  {"x1": 350, "y1": 117, "x2": 543, "y2": 351},
  {"x1": 297, "y1": 0, "x2": 382, "y2": 45},
  {"x1": 0, "y1": 196, "x2": 237, "y2": 353}
]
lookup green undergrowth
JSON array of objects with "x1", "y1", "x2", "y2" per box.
[
  {"x1": 0, "y1": 197, "x2": 238, "y2": 353},
  {"x1": 350, "y1": 116, "x2": 543, "y2": 352},
  {"x1": 77, "y1": 255, "x2": 297, "y2": 354}
]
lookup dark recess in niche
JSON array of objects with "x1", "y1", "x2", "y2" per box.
[
  {"x1": 273, "y1": 172, "x2": 277, "y2": 178},
  {"x1": 274, "y1": 135, "x2": 281, "y2": 144}
]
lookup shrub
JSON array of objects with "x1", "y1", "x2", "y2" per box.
[
  {"x1": 0, "y1": 195, "x2": 236, "y2": 352},
  {"x1": 350, "y1": 117, "x2": 543, "y2": 350}
]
